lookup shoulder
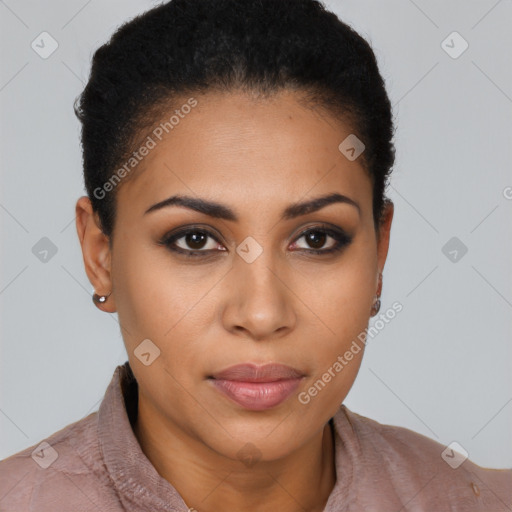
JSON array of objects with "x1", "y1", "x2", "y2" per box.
[
  {"x1": 0, "y1": 412, "x2": 118, "y2": 511},
  {"x1": 336, "y1": 405, "x2": 512, "y2": 511}
]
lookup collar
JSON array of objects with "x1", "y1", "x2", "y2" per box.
[{"x1": 98, "y1": 362, "x2": 188, "y2": 511}]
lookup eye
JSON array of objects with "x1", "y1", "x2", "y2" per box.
[
  {"x1": 159, "y1": 223, "x2": 352, "y2": 258},
  {"x1": 291, "y1": 225, "x2": 352, "y2": 255},
  {"x1": 159, "y1": 227, "x2": 225, "y2": 257}
]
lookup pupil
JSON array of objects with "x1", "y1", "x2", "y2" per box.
[
  {"x1": 187, "y1": 232, "x2": 207, "y2": 249},
  {"x1": 307, "y1": 231, "x2": 326, "y2": 249}
]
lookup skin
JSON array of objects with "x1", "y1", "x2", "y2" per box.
[{"x1": 76, "y1": 89, "x2": 393, "y2": 512}]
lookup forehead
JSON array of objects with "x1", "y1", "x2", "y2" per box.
[{"x1": 117, "y1": 90, "x2": 372, "y2": 220}]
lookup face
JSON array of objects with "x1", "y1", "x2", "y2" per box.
[{"x1": 76, "y1": 89, "x2": 393, "y2": 464}]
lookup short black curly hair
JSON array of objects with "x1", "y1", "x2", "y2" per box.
[{"x1": 74, "y1": 0, "x2": 396, "y2": 241}]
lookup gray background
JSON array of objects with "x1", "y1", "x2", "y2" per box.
[{"x1": 1, "y1": 0, "x2": 511, "y2": 468}]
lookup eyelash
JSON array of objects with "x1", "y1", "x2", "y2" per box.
[{"x1": 158, "y1": 224, "x2": 353, "y2": 258}]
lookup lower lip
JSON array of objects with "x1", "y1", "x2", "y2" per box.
[{"x1": 209, "y1": 378, "x2": 303, "y2": 411}]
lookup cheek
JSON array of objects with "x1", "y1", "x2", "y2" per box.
[
  {"x1": 110, "y1": 240, "x2": 174, "y2": 345},
  {"x1": 295, "y1": 246, "x2": 376, "y2": 342},
  {"x1": 297, "y1": 316, "x2": 367, "y2": 419},
  {"x1": 292, "y1": 248, "x2": 375, "y2": 410},
  {"x1": 111, "y1": 241, "x2": 212, "y2": 372}
]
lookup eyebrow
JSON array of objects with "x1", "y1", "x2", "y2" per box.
[{"x1": 144, "y1": 192, "x2": 360, "y2": 221}]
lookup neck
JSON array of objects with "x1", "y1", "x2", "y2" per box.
[{"x1": 133, "y1": 398, "x2": 336, "y2": 512}]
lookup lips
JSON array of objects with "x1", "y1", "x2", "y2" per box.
[
  {"x1": 208, "y1": 363, "x2": 305, "y2": 411},
  {"x1": 210, "y1": 363, "x2": 304, "y2": 382}
]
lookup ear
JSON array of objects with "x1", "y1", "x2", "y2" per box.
[
  {"x1": 375, "y1": 199, "x2": 394, "y2": 287},
  {"x1": 75, "y1": 196, "x2": 117, "y2": 313}
]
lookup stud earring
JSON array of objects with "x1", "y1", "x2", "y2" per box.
[{"x1": 92, "y1": 291, "x2": 112, "y2": 305}]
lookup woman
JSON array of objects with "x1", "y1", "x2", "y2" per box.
[{"x1": 0, "y1": 0, "x2": 510, "y2": 510}]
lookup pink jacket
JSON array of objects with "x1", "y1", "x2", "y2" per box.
[{"x1": 1, "y1": 362, "x2": 511, "y2": 511}]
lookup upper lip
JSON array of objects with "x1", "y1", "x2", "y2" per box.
[{"x1": 209, "y1": 363, "x2": 305, "y2": 382}]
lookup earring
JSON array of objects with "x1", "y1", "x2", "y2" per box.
[
  {"x1": 370, "y1": 297, "x2": 381, "y2": 316},
  {"x1": 92, "y1": 291, "x2": 112, "y2": 305},
  {"x1": 370, "y1": 272, "x2": 382, "y2": 317}
]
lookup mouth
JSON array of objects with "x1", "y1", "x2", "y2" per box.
[{"x1": 207, "y1": 363, "x2": 306, "y2": 411}]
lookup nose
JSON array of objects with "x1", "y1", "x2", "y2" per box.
[{"x1": 220, "y1": 248, "x2": 297, "y2": 342}]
